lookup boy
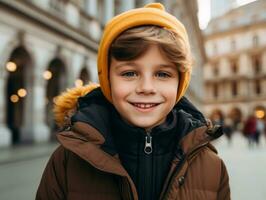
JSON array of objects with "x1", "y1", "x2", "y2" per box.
[{"x1": 36, "y1": 3, "x2": 230, "y2": 200}]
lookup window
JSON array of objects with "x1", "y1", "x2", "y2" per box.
[
  {"x1": 213, "y1": 84, "x2": 218, "y2": 98},
  {"x1": 253, "y1": 56, "x2": 261, "y2": 74},
  {"x1": 231, "y1": 81, "x2": 238, "y2": 97},
  {"x1": 213, "y1": 63, "x2": 219, "y2": 76},
  {"x1": 231, "y1": 61, "x2": 238, "y2": 74},
  {"x1": 135, "y1": 0, "x2": 143, "y2": 7},
  {"x1": 255, "y1": 80, "x2": 261, "y2": 95}
]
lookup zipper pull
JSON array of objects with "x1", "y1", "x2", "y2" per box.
[{"x1": 144, "y1": 129, "x2": 152, "y2": 154}]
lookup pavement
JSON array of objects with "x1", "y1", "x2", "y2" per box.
[
  {"x1": 0, "y1": 142, "x2": 59, "y2": 165},
  {"x1": 213, "y1": 132, "x2": 266, "y2": 200}
]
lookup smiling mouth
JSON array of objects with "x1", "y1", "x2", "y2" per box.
[{"x1": 130, "y1": 103, "x2": 160, "y2": 109}]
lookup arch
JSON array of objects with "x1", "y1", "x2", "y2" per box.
[
  {"x1": 5, "y1": 46, "x2": 33, "y2": 144},
  {"x1": 45, "y1": 58, "x2": 67, "y2": 136}
]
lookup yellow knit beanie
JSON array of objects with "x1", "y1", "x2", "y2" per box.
[{"x1": 97, "y1": 3, "x2": 191, "y2": 103}]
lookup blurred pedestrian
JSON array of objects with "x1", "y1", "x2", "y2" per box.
[
  {"x1": 255, "y1": 118, "x2": 265, "y2": 145},
  {"x1": 243, "y1": 115, "x2": 257, "y2": 147},
  {"x1": 223, "y1": 118, "x2": 233, "y2": 145}
]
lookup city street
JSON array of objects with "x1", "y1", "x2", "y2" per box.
[
  {"x1": 0, "y1": 155, "x2": 50, "y2": 200},
  {"x1": 0, "y1": 133, "x2": 265, "y2": 200}
]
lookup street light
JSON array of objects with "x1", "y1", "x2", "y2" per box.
[
  {"x1": 10, "y1": 94, "x2": 19, "y2": 103},
  {"x1": 6, "y1": 61, "x2": 17, "y2": 72},
  {"x1": 17, "y1": 88, "x2": 27, "y2": 97},
  {"x1": 43, "y1": 70, "x2": 53, "y2": 80},
  {"x1": 75, "y1": 79, "x2": 83, "y2": 87}
]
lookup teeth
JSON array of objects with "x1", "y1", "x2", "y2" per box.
[{"x1": 133, "y1": 103, "x2": 157, "y2": 109}]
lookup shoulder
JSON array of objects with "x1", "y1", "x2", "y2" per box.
[
  {"x1": 200, "y1": 143, "x2": 225, "y2": 168},
  {"x1": 190, "y1": 144, "x2": 227, "y2": 180},
  {"x1": 186, "y1": 144, "x2": 229, "y2": 191}
]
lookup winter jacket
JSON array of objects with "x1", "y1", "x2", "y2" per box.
[{"x1": 36, "y1": 84, "x2": 230, "y2": 200}]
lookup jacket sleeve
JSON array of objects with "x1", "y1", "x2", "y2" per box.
[
  {"x1": 36, "y1": 145, "x2": 68, "y2": 200},
  {"x1": 217, "y1": 160, "x2": 231, "y2": 200}
]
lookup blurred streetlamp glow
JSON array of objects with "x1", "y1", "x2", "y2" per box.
[
  {"x1": 75, "y1": 79, "x2": 83, "y2": 87},
  {"x1": 17, "y1": 88, "x2": 27, "y2": 97},
  {"x1": 255, "y1": 110, "x2": 265, "y2": 119},
  {"x1": 53, "y1": 97, "x2": 57, "y2": 103},
  {"x1": 43, "y1": 70, "x2": 52, "y2": 80},
  {"x1": 6, "y1": 61, "x2": 17, "y2": 72},
  {"x1": 10, "y1": 94, "x2": 19, "y2": 103}
]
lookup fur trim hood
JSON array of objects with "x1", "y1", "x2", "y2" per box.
[{"x1": 53, "y1": 83, "x2": 100, "y2": 129}]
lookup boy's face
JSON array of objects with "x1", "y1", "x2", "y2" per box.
[{"x1": 109, "y1": 45, "x2": 179, "y2": 130}]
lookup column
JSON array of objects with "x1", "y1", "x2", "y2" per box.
[
  {"x1": 219, "y1": 58, "x2": 230, "y2": 78},
  {"x1": 238, "y1": 53, "x2": 251, "y2": 75},
  {"x1": 85, "y1": 0, "x2": 98, "y2": 18},
  {"x1": 142, "y1": 0, "x2": 154, "y2": 5},
  {"x1": 21, "y1": 41, "x2": 54, "y2": 143},
  {"x1": 118, "y1": 0, "x2": 135, "y2": 13},
  {"x1": 0, "y1": 72, "x2": 12, "y2": 147},
  {"x1": 103, "y1": 0, "x2": 114, "y2": 24},
  {"x1": 261, "y1": 50, "x2": 266, "y2": 95},
  {"x1": 262, "y1": 51, "x2": 266, "y2": 74},
  {"x1": 0, "y1": 33, "x2": 17, "y2": 147}
]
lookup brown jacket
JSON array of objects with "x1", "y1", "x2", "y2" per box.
[{"x1": 36, "y1": 85, "x2": 230, "y2": 200}]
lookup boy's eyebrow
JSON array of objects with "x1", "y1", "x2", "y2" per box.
[
  {"x1": 158, "y1": 64, "x2": 176, "y2": 69},
  {"x1": 114, "y1": 62, "x2": 138, "y2": 69},
  {"x1": 114, "y1": 62, "x2": 176, "y2": 70}
]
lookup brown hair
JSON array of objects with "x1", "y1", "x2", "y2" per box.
[{"x1": 109, "y1": 25, "x2": 192, "y2": 72}]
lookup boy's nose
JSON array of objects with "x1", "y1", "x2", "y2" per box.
[{"x1": 135, "y1": 77, "x2": 156, "y2": 95}]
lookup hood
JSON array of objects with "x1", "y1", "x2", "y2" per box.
[{"x1": 53, "y1": 83, "x2": 100, "y2": 129}]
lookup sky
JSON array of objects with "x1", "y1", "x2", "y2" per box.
[{"x1": 197, "y1": 0, "x2": 258, "y2": 29}]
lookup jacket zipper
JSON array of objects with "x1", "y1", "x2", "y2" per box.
[
  {"x1": 144, "y1": 129, "x2": 152, "y2": 154},
  {"x1": 142, "y1": 128, "x2": 154, "y2": 200}
]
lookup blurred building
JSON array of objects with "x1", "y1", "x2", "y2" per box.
[
  {"x1": 0, "y1": 0, "x2": 205, "y2": 147},
  {"x1": 210, "y1": 0, "x2": 236, "y2": 18},
  {"x1": 203, "y1": 0, "x2": 266, "y2": 128}
]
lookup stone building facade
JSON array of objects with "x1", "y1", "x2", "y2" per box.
[
  {"x1": 0, "y1": 0, "x2": 205, "y2": 147},
  {"x1": 203, "y1": 0, "x2": 266, "y2": 128}
]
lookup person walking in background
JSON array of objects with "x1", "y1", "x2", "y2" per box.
[
  {"x1": 256, "y1": 118, "x2": 265, "y2": 146},
  {"x1": 243, "y1": 115, "x2": 257, "y2": 148},
  {"x1": 223, "y1": 118, "x2": 233, "y2": 145}
]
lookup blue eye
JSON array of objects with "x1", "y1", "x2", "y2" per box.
[
  {"x1": 157, "y1": 72, "x2": 171, "y2": 78},
  {"x1": 121, "y1": 71, "x2": 137, "y2": 77}
]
